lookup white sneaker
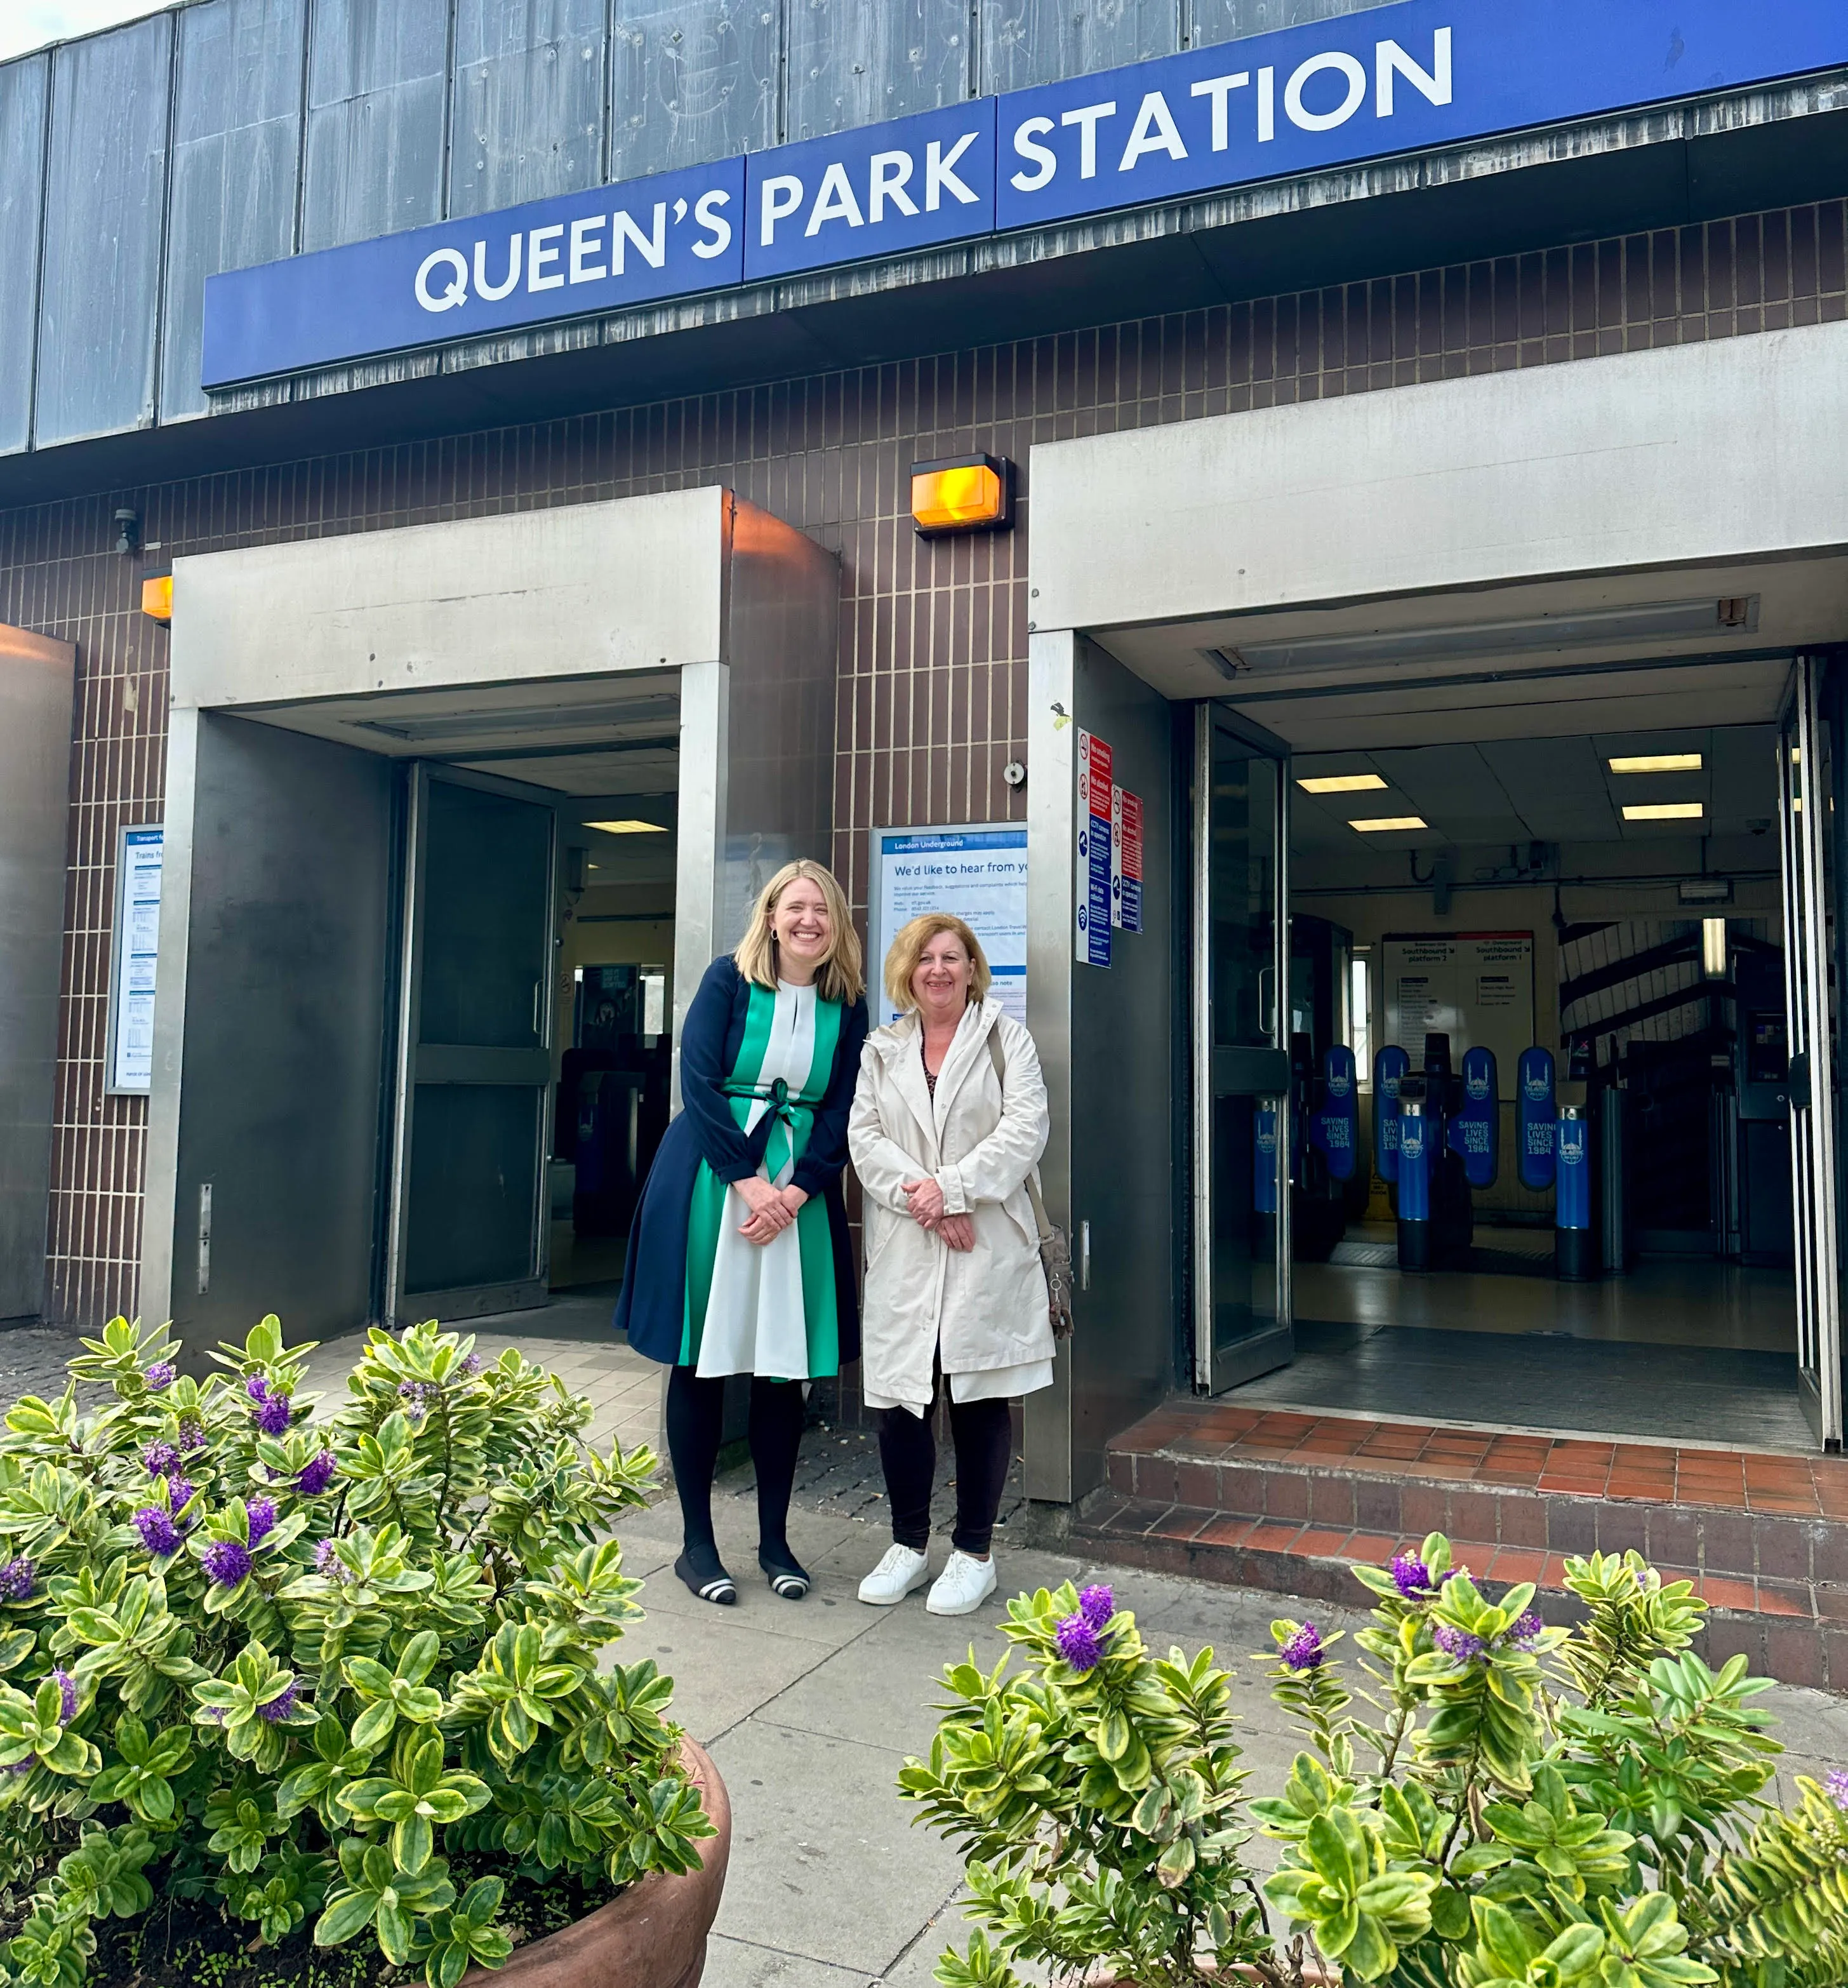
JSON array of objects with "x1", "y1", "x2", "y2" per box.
[
  {"x1": 858, "y1": 1543, "x2": 930, "y2": 1606},
  {"x1": 926, "y1": 1549, "x2": 998, "y2": 1617}
]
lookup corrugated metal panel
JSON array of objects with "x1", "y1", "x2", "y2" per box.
[
  {"x1": 161, "y1": 0, "x2": 307, "y2": 424},
  {"x1": 979, "y1": 0, "x2": 1180, "y2": 93},
  {"x1": 787, "y1": 0, "x2": 970, "y2": 142},
  {"x1": 0, "y1": 56, "x2": 48, "y2": 457},
  {"x1": 610, "y1": 0, "x2": 779, "y2": 180},
  {"x1": 34, "y1": 16, "x2": 172, "y2": 450},
  {"x1": 450, "y1": 0, "x2": 607, "y2": 220},
  {"x1": 303, "y1": 0, "x2": 449, "y2": 251},
  {"x1": 1188, "y1": 0, "x2": 1402, "y2": 51}
]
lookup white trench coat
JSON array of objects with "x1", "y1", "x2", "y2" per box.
[{"x1": 849, "y1": 997, "x2": 1055, "y2": 1415}]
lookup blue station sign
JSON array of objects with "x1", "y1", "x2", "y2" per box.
[{"x1": 201, "y1": 0, "x2": 1848, "y2": 389}]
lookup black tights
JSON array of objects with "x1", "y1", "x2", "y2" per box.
[
  {"x1": 879, "y1": 1375, "x2": 1013, "y2": 1558},
  {"x1": 665, "y1": 1366, "x2": 806, "y2": 1561}
]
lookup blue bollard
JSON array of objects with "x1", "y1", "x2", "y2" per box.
[
  {"x1": 1518, "y1": 1047, "x2": 1557, "y2": 1192},
  {"x1": 1555, "y1": 1103, "x2": 1592, "y2": 1279},
  {"x1": 1397, "y1": 1098, "x2": 1432, "y2": 1269}
]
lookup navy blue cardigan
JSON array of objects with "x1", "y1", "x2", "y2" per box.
[{"x1": 614, "y1": 956, "x2": 868, "y2": 1368}]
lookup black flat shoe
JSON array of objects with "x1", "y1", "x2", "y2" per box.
[
  {"x1": 675, "y1": 1549, "x2": 737, "y2": 1606},
  {"x1": 759, "y1": 1546, "x2": 811, "y2": 1600}
]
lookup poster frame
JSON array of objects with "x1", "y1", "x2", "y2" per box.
[
  {"x1": 867, "y1": 820, "x2": 1028, "y2": 1028},
  {"x1": 104, "y1": 822, "x2": 164, "y2": 1098}
]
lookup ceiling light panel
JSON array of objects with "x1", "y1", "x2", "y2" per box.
[
  {"x1": 1297, "y1": 773, "x2": 1386, "y2": 793},
  {"x1": 356, "y1": 694, "x2": 679, "y2": 744},
  {"x1": 1350, "y1": 815, "x2": 1428, "y2": 832},
  {"x1": 1609, "y1": 752, "x2": 1703, "y2": 773},
  {"x1": 1622, "y1": 801, "x2": 1704, "y2": 821},
  {"x1": 585, "y1": 818, "x2": 668, "y2": 834}
]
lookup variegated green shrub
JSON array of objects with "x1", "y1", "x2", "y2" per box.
[
  {"x1": 900, "y1": 1539, "x2": 1848, "y2": 1988},
  {"x1": 0, "y1": 1313, "x2": 708, "y2": 1988}
]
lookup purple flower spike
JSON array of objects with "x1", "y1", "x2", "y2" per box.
[
  {"x1": 1053, "y1": 1612, "x2": 1103, "y2": 1674},
  {"x1": 3, "y1": 1758, "x2": 31, "y2": 1777},
  {"x1": 253, "y1": 1393, "x2": 291, "y2": 1437},
  {"x1": 51, "y1": 1671, "x2": 76, "y2": 1724},
  {"x1": 312, "y1": 1537, "x2": 339, "y2": 1574},
  {"x1": 460, "y1": 1353, "x2": 482, "y2": 1378},
  {"x1": 143, "y1": 1441, "x2": 180, "y2": 1478},
  {"x1": 143, "y1": 1361, "x2": 175, "y2": 1392},
  {"x1": 167, "y1": 1478, "x2": 196, "y2": 1518},
  {"x1": 1826, "y1": 1769, "x2": 1848, "y2": 1813},
  {"x1": 133, "y1": 1507, "x2": 180, "y2": 1557},
  {"x1": 1390, "y1": 1552, "x2": 1436, "y2": 1598},
  {"x1": 1077, "y1": 1584, "x2": 1114, "y2": 1632},
  {"x1": 295, "y1": 1451, "x2": 336, "y2": 1497},
  {"x1": 201, "y1": 1538, "x2": 252, "y2": 1588},
  {"x1": 1433, "y1": 1622, "x2": 1488, "y2": 1664},
  {"x1": 246, "y1": 1497, "x2": 278, "y2": 1548},
  {"x1": 256, "y1": 1683, "x2": 298, "y2": 1724},
  {"x1": 0, "y1": 1559, "x2": 35, "y2": 1603},
  {"x1": 1511, "y1": 1611, "x2": 1543, "y2": 1650},
  {"x1": 1279, "y1": 1623, "x2": 1325, "y2": 1672},
  {"x1": 244, "y1": 1375, "x2": 270, "y2": 1403},
  {"x1": 176, "y1": 1418, "x2": 204, "y2": 1453}
]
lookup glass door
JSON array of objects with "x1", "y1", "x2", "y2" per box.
[
  {"x1": 387, "y1": 765, "x2": 559, "y2": 1324},
  {"x1": 1193, "y1": 705, "x2": 1293, "y2": 1393},
  {"x1": 1777, "y1": 658, "x2": 1843, "y2": 1445}
]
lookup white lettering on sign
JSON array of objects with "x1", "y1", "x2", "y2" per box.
[
  {"x1": 691, "y1": 188, "x2": 733, "y2": 258},
  {"x1": 1060, "y1": 102, "x2": 1117, "y2": 179},
  {"x1": 1010, "y1": 115, "x2": 1056, "y2": 190},
  {"x1": 613, "y1": 204, "x2": 668, "y2": 270},
  {"x1": 473, "y1": 234, "x2": 521, "y2": 299},
  {"x1": 1285, "y1": 50, "x2": 1367, "y2": 131},
  {"x1": 807, "y1": 161, "x2": 865, "y2": 235},
  {"x1": 1378, "y1": 29, "x2": 1452, "y2": 115},
  {"x1": 1119, "y1": 91, "x2": 1187, "y2": 169},
  {"x1": 414, "y1": 246, "x2": 469, "y2": 311},
  {"x1": 527, "y1": 222, "x2": 565, "y2": 290},
  {"x1": 925, "y1": 133, "x2": 981, "y2": 207},
  {"x1": 1189, "y1": 72, "x2": 1251, "y2": 152},
  {"x1": 759, "y1": 173, "x2": 804, "y2": 245},
  {"x1": 569, "y1": 214, "x2": 606, "y2": 282},
  {"x1": 868, "y1": 150, "x2": 919, "y2": 220}
]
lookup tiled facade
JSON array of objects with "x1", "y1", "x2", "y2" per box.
[{"x1": 3, "y1": 199, "x2": 1845, "y2": 1328}]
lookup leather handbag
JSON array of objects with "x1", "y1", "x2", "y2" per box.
[{"x1": 987, "y1": 1028, "x2": 1075, "y2": 1340}]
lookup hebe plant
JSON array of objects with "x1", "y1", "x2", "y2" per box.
[
  {"x1": 901, "y1": 1539, "x2": 1848, "y2": 1988},
  {"x1": 0, "y1": 1313, "x2": 710, "y2": 1987}
]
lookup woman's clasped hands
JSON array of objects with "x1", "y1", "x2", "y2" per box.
[
  {"x1": 736, "y1": 1175, "x2": 808, "y2": 1244},
  {"x1": 902, "y1": 1175, "x2": 974, "y2": 1252}
]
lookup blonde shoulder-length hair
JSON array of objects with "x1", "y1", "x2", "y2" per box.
[
  {"x1": 734, "y1": 859, "x2": 865, "y2": 1006},
  {"x1": 883, "y1": 913, "x2": 992, "y2": 1015}
]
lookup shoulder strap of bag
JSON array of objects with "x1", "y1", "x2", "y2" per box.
[{"x1": 987, "y1": 1025, "x2": 1055, "y2": 1244}]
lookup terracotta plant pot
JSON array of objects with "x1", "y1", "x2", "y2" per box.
[{"x1": 459, "y1": 1738, "x2": 731, "y2": 1988}]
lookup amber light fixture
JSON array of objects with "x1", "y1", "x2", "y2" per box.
[
  {"x1": 140, "y1": 574, "x2": 172, "y2": 624},
  {"x1": 910, "y1": 453, "x2": 1013, "y2": 536}
]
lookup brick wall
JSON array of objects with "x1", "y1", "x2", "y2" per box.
[{"x1": 3, "y1": 199, "x2": 1843, "y2": 1326}]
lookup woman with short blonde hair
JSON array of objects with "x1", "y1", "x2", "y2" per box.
[
  {"x1": 848, "y1": 912, "x2": 1054, "y2": 1616},
  {"x1": 616, "y1": 859, "x2": 869, "y2": 1606}
]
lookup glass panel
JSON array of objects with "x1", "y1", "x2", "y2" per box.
[
  {"x1": 404, "y1": 1084, "x2": 543, "y2": 1290},
  {"x1": 418, "y1": 781, "x2": 553, "y2": 1048},
  {"x1": 787, "y1": 0, "x2": 971, "y2": 143},
  {"x1": 450, "y1": 0, "x2": 608, "y2": 220},
  {"x1": 0, "y1": 55, "x2": 47, "y2": 456},
  {"x1": 610, "y1": 0, "x2": 778, "y2": 181},
  {"x1": 1187, "y1": 0, "x2": 1402, "y2": 52},
  {"x1": 162, "y1": 0, "x2": 306, "y2": 423},
  {"x1": 303, "y1": 0, "x2": 448, "y2": 252},
  {"x1": 1209, "y1": 721, "x2": 1283, "y2": 1364},
  {"x1": 978, "y1": 0, "x2": 1178, "y2": 94},
  {"x1": 35, "y1": 16, "x2": 171, "y2": 448}
]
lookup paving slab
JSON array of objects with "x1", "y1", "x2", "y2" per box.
[{"x1": 703, "y1": 1933, "x2": 874, "y2": 1987}]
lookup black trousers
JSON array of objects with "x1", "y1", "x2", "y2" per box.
[
  {"x1": 665, "y1": 1366, "x2": 805, "y2": 1558},
  {"x1": 878, "y1": 1369, "x2": 1013, "y2": 1558}
]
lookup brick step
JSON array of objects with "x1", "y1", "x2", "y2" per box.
[{"x1": 1072, "y1": 1492, "x2": 1847, "y2": 1689}]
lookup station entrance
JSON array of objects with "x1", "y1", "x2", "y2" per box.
[{"x1": 1195, "y1": 653, "x2": 1842, "y2": 1452}]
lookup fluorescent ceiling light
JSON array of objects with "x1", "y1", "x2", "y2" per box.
[
  {"x1": 1350, "y1": 815, "x2": 1427, "y2": 833},
  {"x1": 1207, "y1": 596, "x2": 1760, "y2": 680},
  {"x1": 1622, "y1": 802, "x2": 1703, "y2": 821},
  {"x1": 1298, "y1": 773, "x2": 1386, "y2": 794},
  {"x1": 356, "y1": 694, "x2": 678, "y2": 743},
  {"x1": 585, "y1": 818, "x2": 668, "y2": 834},
  {"x1": 1609, "y1": 752, "x2": 1702, "y2": 773}
]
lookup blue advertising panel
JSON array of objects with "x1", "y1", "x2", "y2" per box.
[
  {"x1": 1254, "y1": 1105, "x2": 1280, "y2": 1216},
  {"x1": 743, "y1": 99, "x2": 997, "y2": 283},
  {"x1": 200, "y1": 0, "x2": 1848, "y2": 387},
  {"x1": 1447, "y1": 1045, "x2": 1498, "y2": 1191},
  {"x1": 1313, "y1": 1044, "x2": 1359, "y2": 1183},
  {"x1": 1555, "y1": 1109, "x2": 1591, "y2": 1231},
  {"x1": 1373, "y1": 1044, "x2": 1409, "y2": 1185},
  {"x1": 1396, "y1": 1105, "x2": 1430, "y2": 1223},
  {"x1": 203, "y1": 155, "x2": 745, "y2": 387},
  {"x1": 1517, "y1": 1046, "x2": 1557, "y2": 1191}
]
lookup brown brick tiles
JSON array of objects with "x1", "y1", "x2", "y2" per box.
[{"x1": 4, "y1": 201, "x2": 1848, "y2": 1323}]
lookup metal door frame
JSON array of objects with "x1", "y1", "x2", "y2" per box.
[
  {"x1": 1191, "y1": 702, "x2": 1293, "y2": 1393},
  {"x1": 1777, "y1": 657, "x2": 1844, "y2": 1446},
  {"x1": 385, "y1": 761, "x2": 561, "y2": 1326}
]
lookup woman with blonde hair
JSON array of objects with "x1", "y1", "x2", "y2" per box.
[
  {"x1": 616, "y1": 859, "x2": 868, "y2": 1606},
  {"x1": 848, "y1": 913, "x2": 1054, "y2": 1616}
]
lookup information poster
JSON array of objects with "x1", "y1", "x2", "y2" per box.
[
  {"x1": 1383, "y1": 932, "x2": 1534, "y2": 1097},
  {"x1": 1075, "y1": 730, "x2": 1112, "y2": 967},
  {"x1": 107, "y1": 824, "x2": 164, "y2": 1095},
  {"x1": 1117, "y1": 789, "x2": 1143, "y2": 933},
  {"x1": 870, "y1": 824, "x2": 1027, "y2": 1025}
]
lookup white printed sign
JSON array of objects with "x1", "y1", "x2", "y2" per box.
[
  {"x1": 870, "y1": 824, "x2": 1028, "y2": 1026},
  {"x1": 108, "y1": 825, "x2": 164, "y2": 1095}
]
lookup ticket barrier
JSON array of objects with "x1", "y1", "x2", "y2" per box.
[{"x1": 1296, "y1": 1037, "x2": 1359, "y2": 1260}]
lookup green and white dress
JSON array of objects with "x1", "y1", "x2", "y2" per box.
[{"x1": 682, "y1": 978, "x2": 846, "y2": 1380}]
